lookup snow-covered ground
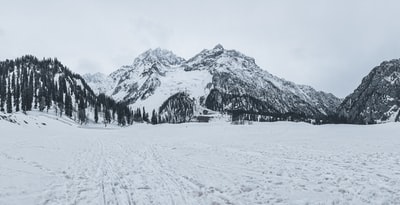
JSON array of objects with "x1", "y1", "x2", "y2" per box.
[{"x1": 1, "y1": 117, "x2": 400, "y2": 204}]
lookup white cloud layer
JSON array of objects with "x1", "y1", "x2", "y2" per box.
[{"x1": 1, "y1": 0, "x2": 400, "y2": 97}]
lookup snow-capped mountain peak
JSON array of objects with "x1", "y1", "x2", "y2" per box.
[
  {"x1": 185, "y1": 44, "x2": 258, "y2": 73},
  {"x1": 84, "y1": 46, "x2": 341, "y2": 122},
  {"x1": 133, "y1": 48, "x2": 185, "y2": 68},
  {"x1": 82, "y1": 72, "x2": 114, "y2": 95}
]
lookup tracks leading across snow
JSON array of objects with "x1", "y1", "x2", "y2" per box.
[{"x1": 1, "y1": 123, "x2": 400, "y2": 204}]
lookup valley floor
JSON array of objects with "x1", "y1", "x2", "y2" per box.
[{"x1": 1, "y1": 117, "x2": 400, "y2": 204}]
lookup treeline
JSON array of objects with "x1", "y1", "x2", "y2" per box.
[
  {"x1": 0, "y1": 55, "x2": 132, "y2": 126},
  {"x1": 128, "y1": 92, "x2": 195, "y2": 125},
  {"x1": 205, "y1": 89, "x2": 337, "y2": 124}
]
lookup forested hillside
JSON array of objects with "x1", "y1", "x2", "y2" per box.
[{"x1": 0, "y1": 55, "x2": 133, "y2": 125}]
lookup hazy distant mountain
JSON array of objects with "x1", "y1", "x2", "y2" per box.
[
  {"x1": 337, "y1": 59, "x2": 400, "y2": 124},
  {"x1": 85, "y1": 45, "x2": 341, "y2": 123}
]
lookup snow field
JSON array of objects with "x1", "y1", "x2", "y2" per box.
[{"x1": 1, "y1": 119, "x2": 400, "y2": 204}]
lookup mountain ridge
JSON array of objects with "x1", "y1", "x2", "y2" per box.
[
  {"x1": 84, "y1": 44, "x2": 341, "y2": 123},
  {"x1": 337, "y1": 59, "x2": 400, "y2": 124}
]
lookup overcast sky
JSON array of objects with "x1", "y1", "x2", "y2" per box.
[{"x1": 1, "y1": 0, "x2": 400, "y2": 97}]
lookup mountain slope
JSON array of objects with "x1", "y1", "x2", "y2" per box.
[
  {"x1": 337, "y1": 59, "x2": 400, "y2": 124},
  {"x1": 0, "y1": 55, "x2": 132, "y2": 125},
  {"x1": 85, "y1": 45, "x2": 341, "y2": 122},
  {"x1": 184, "y1": 45, "x2": 341, "y2": 118}
]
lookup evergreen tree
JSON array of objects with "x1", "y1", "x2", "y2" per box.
[
  {"x1": 151, "y1": 109, "x2": 158, "y2": 125},
  {"x1": 142, "y1": 107, "x2": 149, "y2": 122},
  {"x1": 126, "y1": 109, "x2": 132, "y2": 125},
  {"x1": 78, "y1": 96, "x2": 86, "y2": 124},
  {"x1": 158, "y1": 114, "x2": 162, "y2": 124},
  {"x1": 11, "y1": 72, "x2": 15, "y2": 92},
  {"x1": 0, "y1": 75, "x2": 6, "y2": 112},
  {"x1": 57, "y1": 89, "x2": 64, "y2": 116},
  {"x1": 64, "y1": 92, "x2": 73, "y2": 117},
  {"x1": 104, "y1": 108, "x2": 111, "y2": 125},
  {"x1": 27, "y1": 71, "x2": 34, "y2": 111},
  {"x1": 6, "y1": 79, "x2": 12, "y2": 113},
  {"x1": 117, "y1": 106, "x2": 125, "y2": 126},
  {"x1": 38, "y1": 88, "x2": 46, "y2": 111},
  {"x1": 133, "y1": 108, "x2": 142, "y2": 122},
  {"x1": 94, "y1": 104, "x2": 99, "y2": 123},
  {"x1": 14, "y1": 80, "x2": 20, "y2": 112},
  {"x1": 21, "y1": 66, "x2": 28, "y2": 112}
]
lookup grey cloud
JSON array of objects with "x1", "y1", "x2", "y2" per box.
[
  {"x1": 129, "y1": 18, "x2": 172, "y2": 49},
  {"x1": 76, "y1": 59, "x2": 102, "y2": 74},
  {"x1": 1, "y1": 0, "x2": 400, "y2": 98}
]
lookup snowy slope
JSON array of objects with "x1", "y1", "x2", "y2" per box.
[
  {"x1": 1, "y1": 120, "x2": 400, "y2": 204},
  {"x1": 82, "y1": 72, "x2": 114, "y2": 95},
  {"x1": 185, "y1": 44, "x2": 341, "y2": 117},
  {"x1": 84, "y1": 45, "x2": 341, "y2": 120}
]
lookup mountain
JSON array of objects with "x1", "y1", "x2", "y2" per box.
[
  {"x1": 82, "y1": 72, "x2": 113, "y2": 95},
  {"x1": 337, "y1": 59, "x2": 400, "y2": 124},
  {"x1": 0, "y1": 55, "x2": 132, "y2": 125},
  {"x1": 85, "y1": 45, "x2": 341, "y2": 123}
]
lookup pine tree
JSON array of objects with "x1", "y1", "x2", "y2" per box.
[
  {"x1": 0, "y1": 75, "x2": 6, "y2": 112},
  {"x1": 104, "y1": 108, "x2": 111, "y2": 126},
  {"x1": 64, "y1": 92, "x2": 73, "y2": 117},
  {"x1": 94, "y1": 104, "x2": 99, "y2": 123},
  {"x1": 117, "y1": 106, "x2": 125, "y2": 126},
  {"x1": 27, "y1": 71, "x2": 34, "y2": 111},
  {"x1": 151, "y1": 109, "x2": 158, "y2": 125},
  {"x1": 158, "y1": 114, "x2": 162, "y2": 124},
  {"x1": 11, "y1": 72, "x2": 15, "y2": 92},
  {"x1": 133, "y1": 108, "x2": 142, "y2": 122},
  {"x1": 126, "y1": 108, "x2": 132, "y2": 125},
  {"x1": 14, "y1": 80, "x2": 20, "y2": 112},
  {"x1": 57, "y1": 88, "x2": 64, "y2": 116},
  {"x1": 78, "y1": 96, "x2": 86, "y2": 124},
  {"x1": 142, "y1": 107, "x2": 149, "y2": 122},
  {"x1": 6, "y1": 79, "x2": 12, "y2": 113}
]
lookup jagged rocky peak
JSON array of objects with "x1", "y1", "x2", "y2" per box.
[
  {"x1": 212, "y1": 44, "x2": 224, "y2": 52},
  {"x1": 108, "y1": 48, "x2": 184, "y2": 87},
  {"x1": 133, "y1": 48, "x2": 185, "y2": 68},
  {"x1": 337, "y1": 58, "x2": 400, "y2": 124},
  {"x1": 185, "y1": 44, "x2": 258, "y2": 72}
]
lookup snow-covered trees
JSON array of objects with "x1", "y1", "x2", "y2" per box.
[
  {"x1": 158, "y1": 92, "x2": 194, "y2": 123},
  {"x1": 0, "y1": 55, "x2": 132, "y2": 126}
]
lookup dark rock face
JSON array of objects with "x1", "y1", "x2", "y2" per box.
[
  {"x1": 186, "y1": 45, "x2": 341, "y2": 121},
  {"x1": 338, "y1": 59, "x2": 400, "y2": 124},
  {"x1": 205, "y1": 88, "x2": 279, "y2": 115}
]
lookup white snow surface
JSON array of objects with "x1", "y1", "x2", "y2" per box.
[
  {"x1": 131, "y1": 68, "x2": 212, "y2": 112},
  {"x1": 82, "y1": 72, "x2": 114, "y2": 95},
  {"x1": 1, "y1": 118, "x2": 400, "y2": 204}
]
